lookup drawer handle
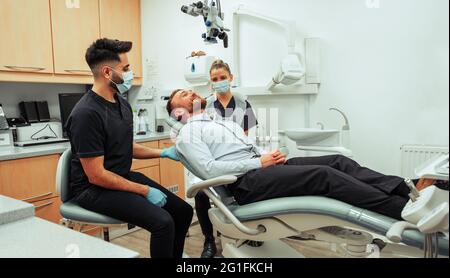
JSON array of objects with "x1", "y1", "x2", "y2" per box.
[
  {"x1": 4, "y1": 65, "x2": 46, "y2": 72},
  {"x1": 35, "y1": 201, "x2": 54, "y2": 210},
  {"x1": 22, "y1": 192, "x2": 53, "y2": 202},
  {"x1": 64, "y1": 69, "x2": 92, "y2": 74}
]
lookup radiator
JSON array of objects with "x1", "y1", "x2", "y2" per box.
[{"x1": 401, "y1": 145, "x2": 449, "y2": 178}]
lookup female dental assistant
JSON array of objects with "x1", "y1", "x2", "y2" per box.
[
  {"x1": 205, "y1": 60, "x2": 258, "y2": 136},
  {"x1": 196, "y1": 60, "x2": 259, "y2": 258}
]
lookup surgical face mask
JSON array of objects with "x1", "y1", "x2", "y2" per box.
[
  {"x1": 109, "y1": 69, "x2": 134, "y2": 94},
  {"x1": 212, "y1": 80, "x2": 231, "y2": 94}
]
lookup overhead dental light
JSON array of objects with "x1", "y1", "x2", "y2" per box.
[
  {"x1": 267, "y1": 54, "x2": 305, "y2": 91},
  {"x1": 181, "y1": 0, "x2": 230, "y2": 48}
]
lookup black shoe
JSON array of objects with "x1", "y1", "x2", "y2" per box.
[
  {"x1": 201, "y1": 239, "x2": 217, "y2": 258},
  {"x1": 244, "y1": 240, "x2": 264, "y2": 247},
  {"x1": 372, "y1": 239, "x2": 387, "y2": 251}
]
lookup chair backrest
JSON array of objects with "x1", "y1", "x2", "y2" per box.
[
  {"x1": 212, "y1": 185, "x2": 238, "y2": 206},
  {"x1": 56, "y1": 148, "x2": 73, "y2": 203},
  {"x1": 167, "y1": 117, "x2": 241, "y2": 206}
]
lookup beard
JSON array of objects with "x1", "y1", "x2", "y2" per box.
[
  {"x1": 108, "y1": 72, "x2": 123, "y2": 93},
  {"x1": 108, "y1": 81, "x2": 119, "y2": 93}
]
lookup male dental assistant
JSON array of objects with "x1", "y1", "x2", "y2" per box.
[{"x1": 66, "y1": 38, "x2": 193, "y2": 258}]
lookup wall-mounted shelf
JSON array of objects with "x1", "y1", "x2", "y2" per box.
[{"x1": 233, "y1": 83, "x2": 319, "y2": 97}]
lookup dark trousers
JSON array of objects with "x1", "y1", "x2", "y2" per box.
[
  {"x1": 229, "y1": 155, "x2": 410, "y2": 220},
  {"x1": 195, "y1": 191, "x2": 214, "y2": 238},
  {"x1": 75, "y1": 172, "x2": 193, "y2": 258}
]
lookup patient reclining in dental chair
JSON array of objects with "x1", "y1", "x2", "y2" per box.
[
  {"x1": 168, "y1": 90, "x2": 411, "y2": 220},
  {"x1": 166, "y1": 89, "x2": 449, "y2": 258}
]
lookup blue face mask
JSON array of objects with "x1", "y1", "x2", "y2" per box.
[
  {"x1": 212, "y1": 80, "x2": 231, "y2": 94},
  {"x1": 109, "y1": 69, "x2": 134, "y2": 94}
]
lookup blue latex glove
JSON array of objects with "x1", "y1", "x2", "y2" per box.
[
  {"x1": 161, "y1": 146, "x2": 180, "y2": 161},
  {"x1": 146, "y1": 188, "x2": 168, "y2": 208}
]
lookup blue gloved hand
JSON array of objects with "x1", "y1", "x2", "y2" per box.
[
  {"x1": 146, "y1": 188, "x2": 168, "y2": 208},
  {"x1": 161, "y1": 146, "x2": 180, "y2": 161}
]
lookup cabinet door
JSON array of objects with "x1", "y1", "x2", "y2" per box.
[
  {"x1": 0, "y1": 155, "x2": 60, "y2": 201},
  {"x1": 0, "y1": 0, "x2": 54, "y2": 73},
  {"x1": 50, "y1": 0, "x2": 100, "y2": 75},
  {"x1": 131, "y1": 141, "x2": 160, "y2": 170},
  {"x1": 134, "y1": 166, "x2": 161, "y2": 185},
  {"x1": 99, "y1": 0, "x2": 143, "y2": 77},
  {"x1": 33, "y1": 197, "x2": 63, "y2": 224},
  {"x1": 159, "y1": 140, "x2": 185, "y2": 200}
]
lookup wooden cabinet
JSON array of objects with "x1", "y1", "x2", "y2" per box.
[
  {"x1": 0, "y1": 155, "x2": 60, "y2": 201},
  {"x1": 0, "y1": 0, "x2": 143, "y2": 84},
  {"x1": 33, "y1": 197, "x2": 63, "y2": 224},
  {"x1": 99, "y1": 0, "x2": 143, "y2": 77},
  {"x1": 50, "y1": 0, "x2": 100, "y2": 76},
  {"x1": 0, "y1": 0, "x2": 54, "y2": 74},
  {"x1": 134, "y1": 166, "x2": 161, "y2": 185},
  {"x1": 0, "y1": 155, "x2": 62, "y2": 224},
  {"x1": 159, "y1": 139, "x2": 186, "y2": 200},
  {"x1": 130, "y1": 140, "x2": 186, "y2": 200},
  {"x1": 131, "y1": 141, "x2": 160, "y2": 183}
]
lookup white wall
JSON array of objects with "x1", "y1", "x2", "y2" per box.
[
  {"x1": 0, "y1": 83, "x2": 86, "y2": 120},
  {"x1": 140, "y1": 0, "x2": 449, "y2": 176},
  {"x1": 0, "y1": 1, "x2": 445, "y2": 176}
]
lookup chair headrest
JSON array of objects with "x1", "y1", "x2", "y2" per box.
[{"x1": 166, "y1": 117, "x2": 185, "y2": 136}]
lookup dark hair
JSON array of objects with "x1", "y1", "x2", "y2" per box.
[
  {"x1": 166, "y1": 89, "x2": 184, "y2": 117},
  {"x1": 85, "y1": 38, "x2": 132, "y2": 74},
  {"x1": 210, "y1": 59, "x2": 232, "y2": 75}
]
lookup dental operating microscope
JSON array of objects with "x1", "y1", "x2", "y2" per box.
[{"x1": 181, "y1": 0, "x2": 230, "y2": 48}]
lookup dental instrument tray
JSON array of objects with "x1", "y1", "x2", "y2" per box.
[{"x1": 415, "y1": 154, "x2": 449, "y2": 181}]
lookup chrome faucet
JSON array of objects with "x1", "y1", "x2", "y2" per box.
[
  {"x1": 316, "y1": 122, "x2": 325, "y2": 130},
  {"x1": 329, "y1": 108, "x2": 350, "y2": 131}
]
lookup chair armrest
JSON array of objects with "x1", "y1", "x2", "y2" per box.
[
  {"x1": 188, "y1": 175, "x2": 266, "y2": 235},
  {"x1": 186, "y1": 176, "x2": 238, "y2": 199}
]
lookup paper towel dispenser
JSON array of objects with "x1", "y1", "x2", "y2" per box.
[{"x1": 184, "y1": 55, "x2": 216, "y2": 86}]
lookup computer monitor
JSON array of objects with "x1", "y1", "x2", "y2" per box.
[{"x1": 59, "y1": 93, "x2": 85, "y2": 138}]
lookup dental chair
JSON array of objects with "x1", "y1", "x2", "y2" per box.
[
  {"x1": 186, "y1": 176, "x2": 449, "y2": 258},
  {"x1": 166, "y1": 117, "x2": 449, "y2": 258}
]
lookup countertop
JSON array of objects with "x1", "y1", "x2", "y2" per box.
[
  {"x1": 0, "y1": 217, "x2": 139, "y2": 258},
  {"x1": 0, "y1": 195, "x2": 139, "y2": 258},
  {"x1": 0, "y1": 132, "x2": 172, "y2": 162},
  {"x1": 0, "y1": 195, "x2": 34, "y2": 225}
]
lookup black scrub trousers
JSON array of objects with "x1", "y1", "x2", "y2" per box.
[
  {"x1": 229, "y1": 155, "x2": 410, "y2": 220},
  {"x1": 66, "y1": 90, "x2": 193, "y2": 258},
  {"x1": 195, "y1": 97, "x2": 259, "y2": 238}
]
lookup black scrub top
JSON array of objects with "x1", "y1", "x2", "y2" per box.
[
  {"x1": 66, "y1": 90, "x2": 134, "y2": 197},
  {"x1": 213, "y1": 97, "x2": 258, "y2": 132}
]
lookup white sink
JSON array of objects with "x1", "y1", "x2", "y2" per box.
[{"x1": 284, "y1": 128, "x2": 340, "y2": 147}]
